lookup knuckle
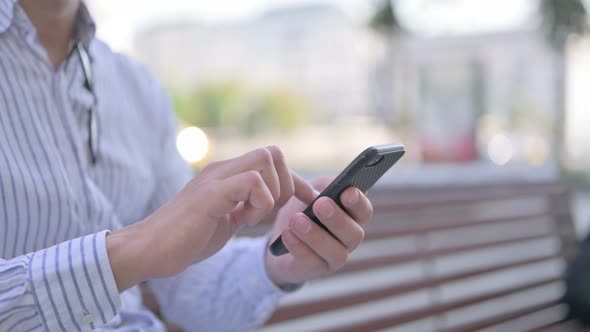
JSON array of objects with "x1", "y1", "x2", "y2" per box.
[
  {"x1": 202, "y1": 161, "x2": 219, "y2": 173},
  {"x1": 358, "y1": 228, "x2": 366, "y2": 244},
  {"x1": 255, "y1": 148, "x2": 273, "y2": 166},
  {"x1": 327, "y1": 252, "x2": 347, "y2": 273},
  {"x1": 245, "y1": 170, "x2": 263, "y2": 185},
  {"x1": 366, "y1": 201, "x2": 374, "y2": 219},
  {"x1": 320, "y1": 260, "x2": 331, "y2": 275},
  {"x1": 271, "y1": 186, "x2": 281, "y2": 201},
  {"x1": 348, "y1": 228, "x2": 365, "y2": 252},
  {"x1": 262, "y1": 195, "x2": 275, "y2": 210},
  {"x1": 335, "y1": 251, "x2": 349, "y2": 270},
  {"x1": 267, "y1": 145, "x2": 284, "y2": 160}
]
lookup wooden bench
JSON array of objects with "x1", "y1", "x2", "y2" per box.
[{"x1": 255, "y1": 182, "x2": 584, "y2": 332}]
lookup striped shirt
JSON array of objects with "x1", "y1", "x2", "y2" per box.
[{"x1": 0, "y1": 1, "x2": 284, "y2": 331}]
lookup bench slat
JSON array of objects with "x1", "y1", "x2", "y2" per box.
[
  {"x1": 268, "y1": 254, "x2": 561, "y2": 324},
  {"x1": 260, "y1": 183, "x2": 577, "y2": 331},
  {"x1": 341, "y1": 233, "x2": 556, "y2": 275},
  {"x1": 369, "y1": 184, "x2": 566, "y2": 209},
  {"x1": 441, "y1": 300, "x2": 563, "y2": 332},
  {"x1": 366, "y1": 211, "x2": 550, "y2": 239},
  {"x1": 479, "y1": 304, "x2": 568, "y2": 332},
  {"x1": 290, "y1": 279, "x2": 562, "y2": 332}
]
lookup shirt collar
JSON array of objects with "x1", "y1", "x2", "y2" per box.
[
  {"x1": 0, "y1": 0, "x2": 18, "y2": 34},
  {"x1": 0, "y1": 0, "x2": 96, "y2": 49},
  {"x1": 74, "y1": 2, "x2": 96, "y2": 49}
]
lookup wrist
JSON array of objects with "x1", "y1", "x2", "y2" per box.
[
  {"x1": 256, "y1": 237, "x2": 303, "y2": 294},
  {"x1": 106, "y1": 221, "x2": 157, "y2": 292},
  {"x1": 264, "y1": 246, "x2": 302, "y2": 290},
  {"x1": 265, "y1": 252, "x2": 304, "y2": 292},
  {"x1": 265, "y1": 251, "x2": 287, "y2": 287}
]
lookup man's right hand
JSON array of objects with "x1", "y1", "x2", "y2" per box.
[{"x1": 106, "y1": 146, "x2": 316, "y2": 292}]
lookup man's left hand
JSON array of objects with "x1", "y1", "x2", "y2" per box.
[{"x1": 265, "y1": 176, "x2": 373, "y2": 287}]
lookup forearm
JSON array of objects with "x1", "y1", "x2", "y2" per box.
[
  {"x1": 148, "y1": 236, "x2": 285, "y2": 332},
  {"x1": 106, "y1": 193, "x2": 204, "y2": 293}
]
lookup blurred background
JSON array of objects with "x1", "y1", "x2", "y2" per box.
[
  {"x1": 82, "y1": 1, "x2": 590, "y2": 329},
  {"x1": 85, "y1": 0, "x2": 590, "y2": 239}
]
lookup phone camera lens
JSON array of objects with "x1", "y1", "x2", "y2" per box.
[{"x1": 367, "y1": 155, "x2": 384, "y2": 167}]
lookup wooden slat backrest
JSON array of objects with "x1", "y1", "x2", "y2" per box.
[{"x1": 256, "y1": 182, "x2": 576, "y2": 332}]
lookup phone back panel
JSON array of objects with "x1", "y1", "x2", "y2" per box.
[
  {"x1": 311, "y1": 144, "x2": 406, "y2": 212},
  {"x1": 349, "y1": 148, "x2": 406, "y2": 193},
  {"x1": 269, "y1": 144, "x2": 405, "y2": 256}
]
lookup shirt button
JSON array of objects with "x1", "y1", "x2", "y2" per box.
[{"x1": 81, "y1": 313, "x2": 94, "y2": 325}]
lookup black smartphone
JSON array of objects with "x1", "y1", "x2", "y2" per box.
[{"x1": 269, "y1": 143, "x2": 406, "y2": 256}]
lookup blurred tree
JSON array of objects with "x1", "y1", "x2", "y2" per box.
[
  {"x1": 370, "y1": 0, "x2": 403, "y2": 33},
  {"x1": 172, "y1": 82, "x2": 309, "y2": 136},
  {"x1": 539, "y1": 0, "x2": 588, "y2": 169},
  {"x1": 172, "y1": 82, "x2": 245, "y2": 128},
  {"x1": 171, "y1": 92, "x2": 197, "y2": 125},
  {"x1": 541, "y1": 0, "x2": 588, "y2": 48},
  {"x1": 244, "y1": 89, "x2": 310, "y2": 136},
  {"x1": 370, "y1": 0, "x2": 408, "y2": 138}
]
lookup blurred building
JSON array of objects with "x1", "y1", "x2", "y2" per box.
[
  {"x1": 126, "y1": 3, "x2": 590, "y2": 170},
  {"x1": 134, "y1": 4, "x2": 382, "y2": 118},
  {"x1": 387, "y1": 30, "x2": 559, "y2": 165}
]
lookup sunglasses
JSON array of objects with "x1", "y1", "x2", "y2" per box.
[{"x1": 75, "y1": 41, "x2": 99, "y2": 165}]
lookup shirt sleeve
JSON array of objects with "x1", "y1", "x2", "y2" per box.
[
  {"x1": 0, "y1": 231, "x2": 121, "y2": 332},
  {"x1": 148, "y1": 236, "x2": 286, "y2": 332},
  {"x1": 143, "y1": 79, "x2": 287, "y2": 331}
]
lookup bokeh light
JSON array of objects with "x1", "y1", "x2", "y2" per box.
[
  {"x1": 176, "y1": 127, "x2": 209, "y2": 164},
  {"x1": 488, "y1": 133, "x2": 514, "y2": 166},
  {"x1": 523, "y1": 134, "x2": 550, "y2": 166}
]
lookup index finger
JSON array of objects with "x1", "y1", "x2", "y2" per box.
[
  {"x1": 292, "y1": 171, "x2": 318, "y2": 205},
  {"x1": 214, "y1": 148, "x2": 281, "y2": 199}
]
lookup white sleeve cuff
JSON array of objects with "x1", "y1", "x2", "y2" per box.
[{"x1": 29, "y1": 230, "x2": 121, "y2": 331}]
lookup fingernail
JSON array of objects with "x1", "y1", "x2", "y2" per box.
[
  {"x1": 347, "y1": 189, "x2": 360, "y2": 206},
  {"x1": 318, "y1": 200, "x2": 334, "y2": 218},
  {"x1": 284, "y1": 231, "x2": 301, "y2": 245},
  {"x1": 293, "y1": 216, "x2": 312, "y2": 234},
  {"x1": 313, "y1": 189, "x2": 321, "y2": 197}
]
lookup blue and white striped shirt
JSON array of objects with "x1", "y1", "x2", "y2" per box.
[{"x1": 0, "y1": 1, "x2": 284, "y2": 331}]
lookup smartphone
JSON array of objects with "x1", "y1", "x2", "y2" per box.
[{"x1": 269, "y1": 143, "x2": 406, "y2": 256}]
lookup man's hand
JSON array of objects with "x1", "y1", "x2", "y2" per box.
[
  {"x1": 106, "y1": 146, "x2": 316, "y2": 292},
  {"x1": 265, "y1": 176, "x2": 373, "y2": 286}
]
